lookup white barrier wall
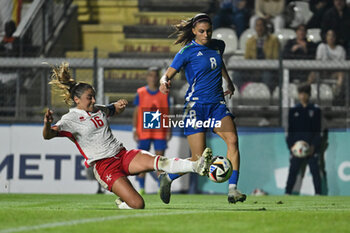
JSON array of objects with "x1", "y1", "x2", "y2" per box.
[{"x1": 0, "y1": 124, "x2": 190, "y2": 194}]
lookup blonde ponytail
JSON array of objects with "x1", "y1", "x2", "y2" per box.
[
  {"x1": 49, "y1": 62, "x2": 94, "y2": 106},
  {"x1": 49, "y1": 62, "x2": 76, "y2": 105}
]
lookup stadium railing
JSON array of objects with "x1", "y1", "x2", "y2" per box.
[
  {"x1": 13, "y1": 0, "x2": 73, "y2": 57},
  {"x1": 0, "y1": 57, "x2": 349, "y2": 128}
]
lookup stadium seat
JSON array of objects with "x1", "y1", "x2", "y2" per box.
[
  {"x1": 275, "y1": 29, "x2": 296, "y2": 49},
  {"x1": 227, "y1": 54, "x2": 245, "y2": 64},
  {"x1": 241, "y1": 82, "x2": 270, "y2": 106},
  {"x1": 307, "y1": 28, "x2": 322, "y2": 43},
  {"x1": 238, "y1": 28, "x2": 255, "y2": 51},
  {"x1": 311, "y1": 83, "x2": 333, "y2": 106},
  {"x1": 212, "y1": 28, "x2": 238, "y2": 54},
  {"x1": 272, "y1": 83, "x2": 298, "y2": 105},
  {"x1": 288, "y1": 1, "x2": 313, "y2": 28}
]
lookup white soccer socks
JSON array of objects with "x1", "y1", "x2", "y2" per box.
[{"x1": 154, "y1": 156, "x2": 194, "y2": 174}]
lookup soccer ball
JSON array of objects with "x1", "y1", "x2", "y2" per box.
[
  {"x1": 291, "y1": 140, "x2": 310, "y2": 158},
  {"x1": 208, "y1": 156, "x2": 233, "y2": 183}
]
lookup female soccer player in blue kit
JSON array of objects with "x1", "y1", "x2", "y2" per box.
[{"x1": 159, "y1": 13, "x2": 246, "y2": 204}]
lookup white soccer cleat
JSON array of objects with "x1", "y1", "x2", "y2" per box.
[
  {"x1": 115, "y1": 198, "x2": 133, "y2": 209},
  {"x1": 194, "y1": 147, "x2": 213, "y2": 176},
  {"x1": 159, "y1": 173, "x2": 172, "y2": 204},
  {"x1": 228, "y1": 188, "x2": 247, "y2": 204},
  {"x1": 115, "y1": 197, "x2": 123, "y2": 207}
]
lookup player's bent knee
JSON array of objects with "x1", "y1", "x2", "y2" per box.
[
  {"x1": 127, "y1": 198, "x2": 145, "y2": 209},
  {"x1": 225, "y1": 135, "x2": 238, "y2": 147},
  {"x1": 127, "y1": 192, "x2": 145, "y2": 209}
]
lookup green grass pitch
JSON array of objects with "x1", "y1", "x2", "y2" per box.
[{"x1": 1, "y1": 194, "x2": 349, "y2": 233}]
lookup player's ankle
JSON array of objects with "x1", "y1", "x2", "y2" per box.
[{"x1": 229, "y1": 184, "x2": 237, "y2": 190}]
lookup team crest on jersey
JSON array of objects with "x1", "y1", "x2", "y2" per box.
[{"x1": 197, "y1": 51, "x2": 203, "y2": 56}]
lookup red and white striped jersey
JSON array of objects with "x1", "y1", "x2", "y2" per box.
[{"x1": 55, "y1": 107, "x2": 124, "y2": 167}]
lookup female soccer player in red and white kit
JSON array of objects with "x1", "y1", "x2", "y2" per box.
[{"x1": 42, "y1": 62, "x2": 212, "y2": 209}]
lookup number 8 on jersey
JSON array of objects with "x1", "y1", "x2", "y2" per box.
[{"x1": 210, "y1": 57, "x2": 217, "y2": 70}]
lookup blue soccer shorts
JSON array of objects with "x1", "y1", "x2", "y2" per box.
[{"x1": 183, "y1": 101, "x2": 234, "y2": 136}]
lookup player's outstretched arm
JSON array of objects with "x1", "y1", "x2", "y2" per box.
[
  {"x1": 95, "y1": 99, "x2": 128, "y2": 117},
  {"x1": 159, "y1": 67, "x2": 177, "y2": 94},
  {"x1": 43, "y1": 109, "x2": 59, "y2": 140}
]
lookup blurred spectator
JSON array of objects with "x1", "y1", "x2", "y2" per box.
[
  {"x1": 283, "y1": 24, "x2": 317, "y2": 83},
  {"x1": 245, "y1": 18, "x2": 280, "y2": 59},
  {"x1": 0, "y1": 20, "x2": 18, "y2": 57},
  {"x1": 239, "y1": 17, "x2": 279, "y2": 92},
  {"x1": 283, "y1": 25, "x2": 317, "y2": 60},
  {"x1": 249, "y1": 0, "x2": 285, "y2": 32},
  {"x1": 307, "y1": 0, "x2": 333, "y2": 29},
  {"x1": 213, "y1": 0, "x2": 251, "y2": 37},
  {"x1": 321, "y1": 0, "x2": 350, "y2": 58},
  {"x1": 285, "y1": 83, "x2": 322, "y2": 196},
  {"x1": 316, "y1": 29, "x2": 346, "y2": 105}
]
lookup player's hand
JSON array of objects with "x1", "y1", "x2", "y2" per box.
[
  {"x1": 159, "y1": 75, "x2": 171, "y2": 94},
  {"x1": 291, "y1": 44, "x2": 300, "y2": 52},
  {"x1": 115, "y1": 99, "x2": 128, "y2": 114},
  {"x1": 224, "y1": 82, "x2": 235, "y2": 99},
  {"x1": 44, "y1": 109, "x2": 54, "y2": 125},
  {"x1": 43, "y1": 109, "x2": 59, "y2": 139}
]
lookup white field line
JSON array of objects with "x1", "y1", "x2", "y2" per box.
[{"x1": 0, "y1": 210, "x2": 203, "y2": 233}]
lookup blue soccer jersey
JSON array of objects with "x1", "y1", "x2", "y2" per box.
[{"x1": 170, "y1": 39, "x2": 225, "y2": 104}]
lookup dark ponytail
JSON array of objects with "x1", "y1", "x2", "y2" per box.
[{"x1": 171, "y1": 13, "x2": 212, "y2": 45}]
